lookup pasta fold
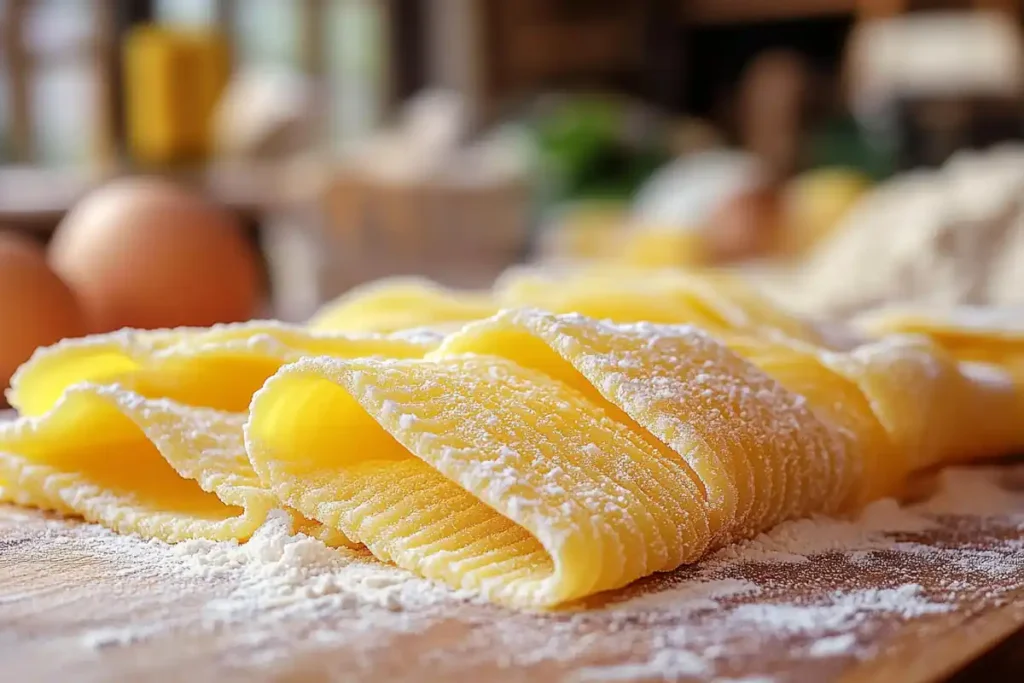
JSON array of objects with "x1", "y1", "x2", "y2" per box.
[
  {"x1": 855, "y1": 306, "x2": 1024, "y2": 376},
  {"x1": 246, "y1": 354, "x2": 711, "y2": 608},
  {"x1": 435, "y1": 310, "x2": 851, "y2": 540},
  {"x1": 4, "y1": 279, "x2": 1024, "y2": 610},
  {"x1": 309, "y1": 277, "x2": 497, "y2": 334},
  {"x1": 2, "y1": 322, "x2": 438, "y2": 545},
  {"x1": 494, "y1": 266, "x2": 821, "y2": 343},
  {"x1": 0, "y1": 386, "x2": 272, "y2": 541},
  {"x1": 8, "y1": 321, "x2": 439, "y2": 416}
]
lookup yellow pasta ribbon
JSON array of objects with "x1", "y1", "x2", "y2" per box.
[
  {"x1": 4, "y1": 281, "x2": 1023, "y2": 610},
  {"x1": 436, "y1": 310, "x2": 850, "y2": 541},
  {"x1": 855, "y1": 306, "x2": 1024, "y2": 377},
  {"x1": 248, "y1": 308, "x2": 1024, "y2": 608},
  {"x1": 246, "y1": 354, "x2": 711, "y2": 608},
  {"x1": 0, "y1": 386, "x2": 272, "y2": 541},
  {"x1": 495, "y1": 266, "x2": 821, "y2": 343},
  {"x1": 309, "y1": 268, "x2": 819, "y2": 343},
  {"x1": 247, "y1": 311, "x2": 844, "y2": 607},
  {"x1": 309, "y1": 277, "x2": 497, "y2": 334},
  {"x1": 2, "y1": 322, "x2": 439, "y2": 545},
  {"x1": 8, "y1": 320, "x2": 439, "y2": 416}
]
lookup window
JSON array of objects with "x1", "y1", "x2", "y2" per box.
[
  {"x1": 1, "y1": 0, "x2": 390, "y2": 165},
  {"x1": 0, "y1": 0, "x2": 101, "y2": 166},
  {"x1": 157, "y1": 0, "x2": 388, "y2": 151},
  {"x1": 328, "y1": 0, "x2": 387, "y2": 150}
]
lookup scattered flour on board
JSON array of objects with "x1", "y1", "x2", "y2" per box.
[
  {"x1": 2, "y1": 465, "x2": 1023, "y2": 681},
  {"x1": 572, "y1": 649, "x2": 711, "y2": 681},
  {"x1": 808, "y1": 634, "x2": 857, "y2": 658}
]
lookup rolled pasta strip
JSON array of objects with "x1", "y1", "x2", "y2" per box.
[
  {"x1": 8, "y1": 321, "x2": 439, "y2": 416},
  {"x1": 854, "y1": 308, "x2": 1024, "y2": 459},
  {"x1": 714, "y1": 334, "x2": 882, "y2": 506},
  {"x1": 246, "y1": 354, "x2": 712, "y2": 609},
  {"x1": 821, "y1": 337, "x2": 1024, "y2": 471},
  {"x1": 0, "y1": 385, "x2": 274, "y2": 542},
  {"x1": 309, "y1": 277, "x2": 497, "y2": 333},
  {"x1": 855, "y1": 306, "x2": 1024, "y2": 377},
  {"x1": 725, "y1": 331, "x2": 1024, "y2": 501},
  {"x1": 5, "y1": 322, "x2": 433, "y2": 547},
  {"x1": 435, "y1": 310, "x2": 851, "y2": 544},
  {"x1": 494, "y1": 266, "x2": 821, "y2": 343},
  {"x1": 495, "y1": 267, "x2": 726, "y2": 328}
]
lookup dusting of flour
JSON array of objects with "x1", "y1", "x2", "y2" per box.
[
  {"x1": 2, "y1": 465, "x2": 1024, "y2": 682},
  {"x1": 170, "y1": 511, "x2": 467, "y2": 618}
]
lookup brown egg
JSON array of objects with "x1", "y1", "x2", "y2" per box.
[
  {"x1": 0, "y1": 232, "x2": 88, "y2": 395},
  {"x1": 703, "y1": 185, "x2": 782, "y2": 264},
  {"x1": 48, "y1": 177, "x2": 262, "y2": 332}
]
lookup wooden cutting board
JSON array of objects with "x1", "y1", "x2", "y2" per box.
[{"x1": 3, "y1": 466, "x2": 1024, "y2": 683}]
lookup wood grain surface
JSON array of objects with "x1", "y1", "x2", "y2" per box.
[
  {"x1": 2, "y1": 491, "x2": 1023, "y2": 683},
  {"x1": 3, "y1": 407, "x2": 1024, "y2": 682}
]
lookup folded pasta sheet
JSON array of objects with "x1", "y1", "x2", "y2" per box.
[
  {"x1": 246, "y1": 354, "x2": 712, "y2": 608},
  {"x1": 721, "y1": 332, "x2": 1023, "y2": 502},
  {"x1": 850, "y1": 307, "x2": 1024, "y2": 467},
  {"x1": 248, "y1": 308, "x2": 1024, "y2": 608},
  {"x1": 855, "y1": 306, "x2": 1024, "y2": 372},
  {"x1": 0, "y1": 386, "x2": 273, "y2": 541},
  {"x1": 309, "y1": 268, "x2": 820, "y2": 343},
  {"x1": 8, "y1": 321, "x2": 439, "y2": 416},
  {"x1": 436, "y1": 311, "x2": 852, "y2": 539},
  {"x1": 494, "y1": 267, "x2": 822, "y2": 343},
  {"x1": 247, "y1": 311, "x2": 850, "y2": 608},
  {"x1": 6, "y1": 296, "x2": 1023, "y2": 609},
  {"x1": 309, "y1": 277, "x2": 497, "y2": 334},
  {"x1": 2, "y1": 322, "x2": 439, "y2": 545}
]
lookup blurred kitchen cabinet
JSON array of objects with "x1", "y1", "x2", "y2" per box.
[
  {"x1": 419, "y1": 0, "x2": 654, "y2": 127},
  {"x1": 2, "y1": 0, "x2": 32, "y2": 162},
  {"x1": 846, "y1": 10, "x2": 1024, "y2": 170},
  {"x1": 490, "y1": 0, "x2": 647, "y2": 85},
  {"x1": 0, "y1": 0, "x2": 115, "y2": 166},
  {"x1": 857, "y1": 0, "x2": 1021, "y2": 19},
  {"x1": 684, "y1": 0, "x2": 857, "y2": 24}
]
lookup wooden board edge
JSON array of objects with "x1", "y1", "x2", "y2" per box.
[{"x1": 839, "y1": 586, "x2": 1024, "y2": 683}]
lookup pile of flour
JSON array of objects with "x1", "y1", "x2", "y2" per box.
[{"x1": 770, "y1": 145, "x2": 1024, "y2": 318}]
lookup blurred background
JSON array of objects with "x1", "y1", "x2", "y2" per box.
[{"x1": 4, "y1": 0, "x2": 1024, "y2": 394}]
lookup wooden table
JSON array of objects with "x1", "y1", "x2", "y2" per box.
[{"x1": 3, "y1": 465, "x2": 1024, "y2": 682}]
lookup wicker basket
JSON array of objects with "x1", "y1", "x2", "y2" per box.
[{"x1": 320, "y1": 171, "x2": 533, "y2": 298}]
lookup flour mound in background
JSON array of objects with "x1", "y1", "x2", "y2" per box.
[{"x1": 769, "y1": 145, "x2": 1024, "y2": 317}]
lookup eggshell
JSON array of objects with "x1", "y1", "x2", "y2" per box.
[
  {"x1": 48, "y1": 177, "x2": 262, "y2": 331},
  {"x1": 0, "y1": 232, "x2": 87, "y2": 394}
]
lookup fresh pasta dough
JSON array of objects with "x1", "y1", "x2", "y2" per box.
[
  {"x1": 245, "y1": 309, "x2": 1023, "y2": 608},
  {"x1": 433, "y1": 310, "x2": 851, "y2": 539},
  {"x1": 309, "y1": 277, "x2": 497, "y2": 334},
  {"x1": 493, "y1": 266, "x2": 821, "y2": 343},
  {"x1": 0, "y1": 386, "x2": 272, "y2": 541},
  {"x1": 309, "y1": 267, "x2": 822, "y2": 343},
  {"x1": 855, "y1": 306, "x2": 1024, "y2": 371},
  {"x1": 247, "y1": 353, "x2": 713, "y2": 606},
  {"x1": 9, "y1": 320, "x2": 439, "y2": 417},
  {"x1": 1, "y1": 322, "x2": 439, "y2": 545},
  {"x1": 3, "y1": 276, "x2": 1023, "y2": 610}
]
